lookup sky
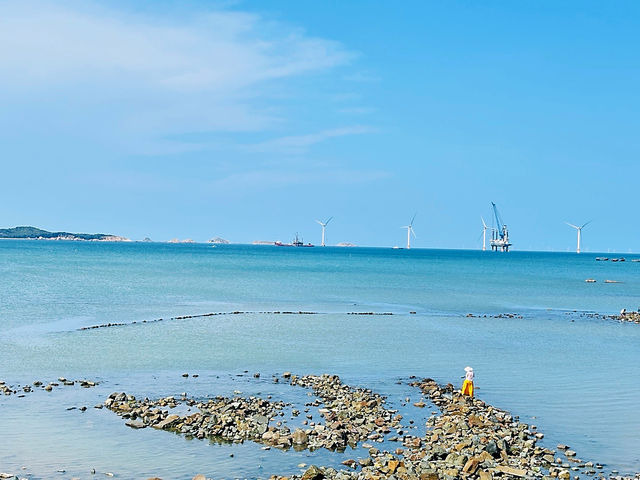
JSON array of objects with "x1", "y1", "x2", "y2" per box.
[{"x1": 1, "y1": 0, "x2": 639, "y2": 251}]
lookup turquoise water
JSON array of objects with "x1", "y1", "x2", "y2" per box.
[{"x1": 1, "y1": 240, "x2": 639, "y2": 478}]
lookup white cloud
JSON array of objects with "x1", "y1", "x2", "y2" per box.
[
  {"x1": 0, "y1": 1, "x2": 354, "y2": 149},
  {"x1": 0, "y1": 3, "x2": 350, "y2": 90},
  {"x1": 245, "y1": 125, "x2": 376, "y2": 154}
]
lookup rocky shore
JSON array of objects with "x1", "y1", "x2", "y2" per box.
[
  {"x1": 265, "y1": 378, "x2": 621, "y2": 480},
  {"x1": 615, "y1": 311, "x2": 640, "y2": 324},
  {"x1": 105, "y1": 373, "x2": 402, "y2": 452},
  {"x1": 3, "y1": 373, "x2": 637, "y2": 480},
  {"x1": 0, "y1": 377, "x2": 97, "y2": 397},
  {"x1": 100, "y1": 373, "x2": 640, "y2": 480}
]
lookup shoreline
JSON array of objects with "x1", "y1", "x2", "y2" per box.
[{"x1": 2, "y1": 373, "x2": 637, "y2": 480}]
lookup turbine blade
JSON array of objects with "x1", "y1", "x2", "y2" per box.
[
  {"x1": 411, "y1": 228, "x2": 417, "y2": 238},
  {"x1": 581, "y1": 221, "x2": 591, "y2": 229},
  {"x1": 410, "y1": 213, "x2": 417, "y2": 227},
  {"x1": 325, "y1": 216, "x2": 333, "y2": 225},
  {"x1": 565, "y1": 222, "x2": 579, "y2": 229},
  {"x1": 481, "y1": 216, "x2": 487, "y2": 228},
  {"x1": 316, "y1": 220, "x2": 323, "y2": 226}
]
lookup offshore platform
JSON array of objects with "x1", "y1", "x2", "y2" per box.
[{"x1": 490, "y1": 202, "x2": 511, "y2": 252}]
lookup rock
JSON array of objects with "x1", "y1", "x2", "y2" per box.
[
  {"x1": 420, "y1": 473, "x2": 439, "y2": 480},
  {"x1": 478, "y1": 471, "x2": 492, "y2": 480},
  {"x1": 462, "y1": 457, "x2": 480, "y2": 474},
  {"x1": 192, "y1": 475, "x2": 206, "y2": 480},
  {"x1": 565, "y1": 450, "x2": 576, "y2": 457},
  {"x1": 253, "y1": 414, "x2": 268, "y2": 425},
  {"x1": 485, "y1": 440, "x2": 499, "y2": 457},
  {"x1": 125, "y1": 420, "x2": 146, "y2": 429},
  {"x1": 153, "y1": 414, "x2": 181, "y2": 430},
  {"x1": 301, "y1": 466, "x2": 324, "y2": 480},
  {"x1": 496, "y1": 465, "x2": 527, "y2": 477},
  {"x1": 292, "y1": 428, "x2": 308, "y2": 445}
]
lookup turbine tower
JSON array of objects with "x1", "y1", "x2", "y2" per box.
[
  {"x1": 566, "y1": 221, "x2": 590, "y2": 253},
  {"x1": 481, "y1": 217, "x2": 489, "y2": 251},
  {"x1": 401, "y1": 214, "x2": 417, "y2": 249},
  {"x1": 315, "y1": 216, "x2": 333, "y2": 247}
]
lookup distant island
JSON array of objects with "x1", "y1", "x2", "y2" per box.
[
  {"x1": 209, "y1": 237, "x2": 229, "y2": 244},
  {"x1": 0, "y1": 226, "x2": 130, "y2": 242}
]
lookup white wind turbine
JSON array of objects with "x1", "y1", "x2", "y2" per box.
[
  {"x1": 401, "y1": 214, "x2": 417, "y2": 249},
  {"x1": 481, "y1": 217, "x2": 489, "y2": 251},
  {"x1": 566, "y1": 221, "x2": 591, "y2": 253},
  {"x1": 315, "y1": 217, "x2": 333, "y2": 247}
]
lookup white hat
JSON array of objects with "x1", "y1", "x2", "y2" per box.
[{"x1": 464, "y1": 366, "x2": 473, "y2": 372}]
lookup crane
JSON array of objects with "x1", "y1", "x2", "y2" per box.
[{"x1": 490, "y1": 202, "x2": 511, "y2": 252}]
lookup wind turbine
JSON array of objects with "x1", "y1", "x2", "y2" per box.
[
  {"x1": 315, "y1": 217, "x2": 333, "y2": 247},
  {"x1": 481, "y1": 217, "x2": 489, "y2": 251},
  {"x1": 401, "y1": 214, "x2": 417, "y2": 249},
  {"x1": 566, "y1": 221, "x2": 591, "y2": 253}
]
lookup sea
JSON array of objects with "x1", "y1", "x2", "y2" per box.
[{"x1": 0, "y1": 240, "x2": 639, "y2": 479}]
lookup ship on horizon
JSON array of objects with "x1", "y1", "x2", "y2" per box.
[{"x1": 275, "y1": 233, "x2": 314, "y2": 247}]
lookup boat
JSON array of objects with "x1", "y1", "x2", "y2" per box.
[{"x1": 276, "y1": 233, "x2": 314, "y2": 247}]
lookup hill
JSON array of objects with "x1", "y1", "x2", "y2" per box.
[{"x1": 0, "y1": 226, "x2": 129, "y2": 242}]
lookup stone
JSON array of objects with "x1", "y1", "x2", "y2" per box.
[
  {"x1": 478, "y1": 471, "x2": 492, "y2": 480},
  {"x1": 485, "y1": 440, "x2": 499, "y2": 457},
  {"x1": 125, "y1": 420, "x2": 146, "y2": 429},
  {"x1": 496, "y1": 465, "x2": 527, "y2": 477},
  {"x1": 301, "y1": 466, "x2": 324, "y2": 480},
  {"x1": 341, "y1": 460, "x2": 356, "y2": 469},
  {"x1": 192, "y1": 475, "x2": 206, "y2": 480},
  {"x1": 153, "y1": 414, "x2": 181, "y2": 430},
  {"x1": 292, "y1": 429, "x2": 308, "y2": 445},
  {"x1": 388, "y1": 460, "x2": 400, "y2": 473},
  {"x1": 462, "y1": 457, "x2": 480, "y2": 474}
]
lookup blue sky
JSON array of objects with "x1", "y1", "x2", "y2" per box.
[{"x1": 1, "y1": 1, "x2": 639, "y2": 251}]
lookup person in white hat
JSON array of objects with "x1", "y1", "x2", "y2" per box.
[{"x1": 462, "y1": 366, "x2": 474, "y2": 397}]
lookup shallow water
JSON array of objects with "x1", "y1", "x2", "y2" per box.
[{"x1": 0, "y1": 241, "x2": 639, "y2": 477}]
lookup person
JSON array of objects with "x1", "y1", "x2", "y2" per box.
[{"x1": 461, "y1": 366, "x2": 474, "y2": 397}]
